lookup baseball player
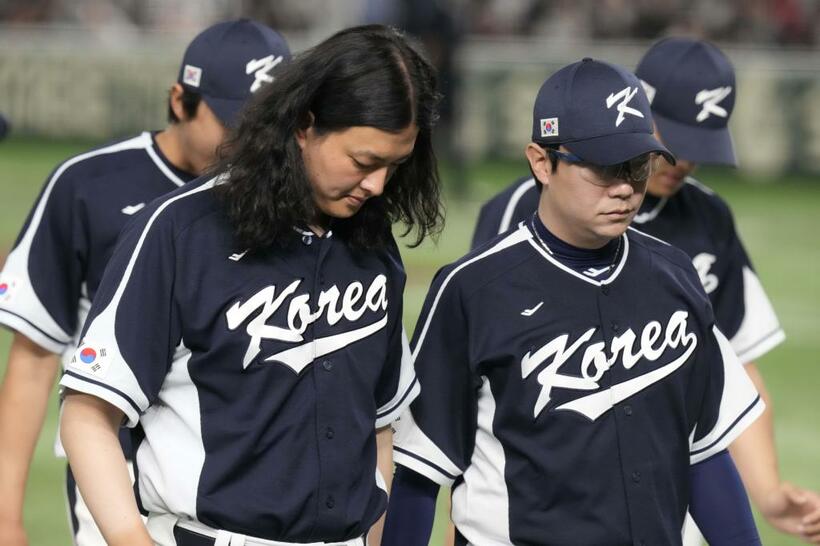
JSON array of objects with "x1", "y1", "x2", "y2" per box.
[
  {"x1": 0, "y1": 19, "x2": 290, "y2": 546},
  {"x1": 385, "y1": 58, "x2": 765, "y2": 546},
  {"x1": 470, "y1": 38, "x2": 820, "y2": 544},
  {"x1": 57, "y1": 25, "x2": 441, "y2": 546}
]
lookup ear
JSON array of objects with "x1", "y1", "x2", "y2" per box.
[
  {"x1": 525, "y1": 143, "x2": 552, "y2": 186},
  {"x1": 168, "y1": 83, "x2": 188, "y2": 122},
  {"x1": 295, "y1": 112, "x2": 316, "y2": 150}
]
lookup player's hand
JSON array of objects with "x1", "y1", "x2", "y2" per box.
[
  {"x1": 0, "y1": 519, "x2": 28, "y2": 546},
  {"x1": 759, "y1": 482, "x2": 820, "y2": 543}
]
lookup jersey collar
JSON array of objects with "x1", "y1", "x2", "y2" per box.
[{"x1": 521, "y1": 221, "x2": 629, "y2": 287}]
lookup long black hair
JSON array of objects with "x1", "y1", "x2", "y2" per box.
[{"x1": 216, "y1": 24, "x2": 444, "y2": 251}]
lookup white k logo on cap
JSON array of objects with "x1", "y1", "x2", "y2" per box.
[
  {"x1": 606, "y1": 86, "x2": 645, "y2": 127},
  {"x1": 695, "y1": 86, "x2": 732, "y2": 122},
  {"x1": 246, "y1": 55, "x2": 284, "y2": 93}
]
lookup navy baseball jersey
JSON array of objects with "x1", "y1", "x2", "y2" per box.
[
  {"x1": 470, "y1": 176, "x2": 783, "y2": 363},
  {"x1": 394, "y1": 221, "x2": 762, "y2": 545},
  {"x1": 0, "y1": 131, "x2": 194, "y2": 453},
  {"x1": 59, "y1": 175, "x2": 418, "y2": 541}
]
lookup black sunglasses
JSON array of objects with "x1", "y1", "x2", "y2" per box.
[{"x1": 546, "y1": 148, "x2": 656, "y2": 184}]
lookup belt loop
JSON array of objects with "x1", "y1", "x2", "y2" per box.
[
  {"x1": 229, "y1": 534, "x2": 246, "y2": 546},
  {"x1": 214, "y1": 530, "x2": 231, "y2": 546}
]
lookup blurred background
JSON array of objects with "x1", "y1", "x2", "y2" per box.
[{"x1": 0, "y1": 0, "x2": 818, "y2": 544}]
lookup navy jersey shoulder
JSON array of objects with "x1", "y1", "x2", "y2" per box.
[
  {"x1": 440, "y1": 224, "x2": 537, "y2": 304},
  {"x1": 673, "y1": 177, "x2": 735, "y2": 237},
  {"x1": 0, "y1": 132, "x2": 192, "y2": 355}
]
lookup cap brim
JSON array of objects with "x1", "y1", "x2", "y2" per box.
[
  {"x1": 564, "y1": 132, "x2": 676, "y2": 166},
  {"x1": 202, "y1": 95, "x2": 244, "y2": 128},
  {"x1": 653, "y1": 112, "x2": 736, "y2": 167}
]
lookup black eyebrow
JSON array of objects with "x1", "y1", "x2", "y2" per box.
[{"x1": 352, "y1": 152, "x2": 412, "y2": 164}]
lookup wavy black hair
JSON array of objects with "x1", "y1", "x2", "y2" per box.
[{"x1": 215, "y1": 24, "x2": 444, "y2": 251}]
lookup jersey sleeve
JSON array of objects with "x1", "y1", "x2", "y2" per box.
[
  {"x1": 0, "y1": 163, "x2": 88, "y2": 353},
  {"x1": 689, "y1": 325, "x2": 765, "y2": 465},
  {"x1": 709, "y1": 206, "x2": 784, "y2": 363},
  {"x1": 470, "y1": 177, "x2": 538, "y2": 250},
  {"x1": 59, "y1": 202, "x2": 182, "y2": 427},
  {"x1": 374, "y1": 247, "x2": 420, "y2": 428},
  {"x1": 471, "y1": 200, "x2": 504, "y2": 250},
  {"x1": 393, "y1": 266, "x2": 478, "y2": 486}
]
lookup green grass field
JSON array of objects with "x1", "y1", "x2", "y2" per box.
[{"x1": 0, "y1": 138, "x2": 818, "y2": 545}]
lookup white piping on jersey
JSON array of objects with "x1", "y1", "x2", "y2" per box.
[
  {"x1": 684, "y1": 176, "x2": 715, "y2": 195},
  {"x1": 411, "y1": 227, "x2": 532, "y2": 362},
  {"x1": 627, "y1": 226, "x2": 671, "y2": 246},
  {"x1": 393, "y1": 406, "x2": 463, "y2": 486},
  {"x1": 375, "y1": 327, "x2": 420, "y2": 429},
  {"x1": 451, "y1": 377, "x2": 512, "y2": 545},
  {"x1": 144, "y1": 133, "x2": 186, "y2": 187},
  {"x1": 634, "y1": 176, "x2": 712, "y2": 225},
  {"x1": 18, "y1": 132, "x2": 158, "y2": 251},
  {"x1": 632, "y1": 196, "x2": 668, "y2": 224},
  {"x1": 106, "y1": 177, "x2": 217, "y2": 316},
  {"x1": 689, "y1": 326, "x2": 765, "y2": 464},
  {"x1": 525, "y1": 225, "x2": 630, "y2": 287},
  {"x1": 498, "y1": 177, "x2": 537, "y2": 234}
]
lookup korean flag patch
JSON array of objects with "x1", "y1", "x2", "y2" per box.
[
  {"x1": 183, "y1": 64, "x2": 203, "y2": 87},
  {"x1": 540, "y1": 117, "x2": 559, "y2": 138},
  {"x1": 69, "y1": 340, "x2": 112, "y2": 379}
]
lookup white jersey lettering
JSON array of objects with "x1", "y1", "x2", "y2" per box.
[
  {"x1": 523, "y1": 310, "x2": 697, "y2": 419},
  {"x1": 226, "y1": 275, "x2": 389, "y2": 371}
]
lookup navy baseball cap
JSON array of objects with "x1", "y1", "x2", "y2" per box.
[
  {"x1": 178, "y1": 19, "x2": 291, "y2": 126},
  {"x1": 532, "y1": 58, "x2": 674, "y2": 166},
  {"x1": 636, "y1": 37, "x2": 736, "y2": 166}
]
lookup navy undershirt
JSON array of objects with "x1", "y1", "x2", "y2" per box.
[{"x1": 529, "y1": 212, "x2": 621, "y2": 275}]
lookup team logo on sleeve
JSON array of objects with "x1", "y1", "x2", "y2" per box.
[
  {"x1": 226, "y1": 275, "x2": 389, "y2": 373},
  {"x1": 521, "y1": 310, "x2": 697, "y2": 420},
  {"x1": 69, "y1": 341, "x2": 112, "y2": 378},
  {"x1": 691, "y1": 253, "x2": 719, "y2": 294}
]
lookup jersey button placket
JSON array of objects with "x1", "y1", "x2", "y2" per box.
[{"x1": 311, "y1": 245, "x2": 331, "y2": 523}]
